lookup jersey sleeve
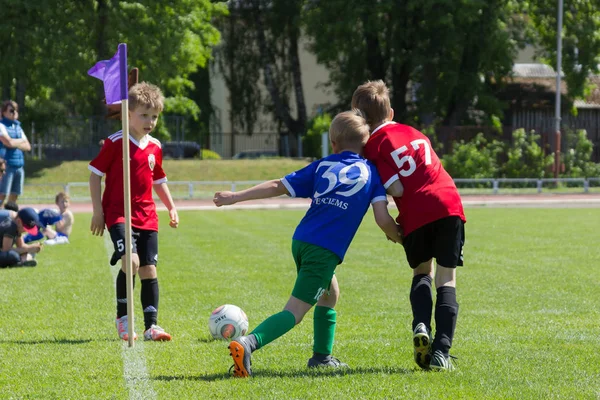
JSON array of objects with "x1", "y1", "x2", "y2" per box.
[
  {"x1": 89, "y1": 138, "x2": 117, "y2": 176},
  {"x1": 152, "y1": 146, "x2": 167, "y2": 184},
  {"x1": 281, "y1": 161, "x2": 318, "y2": 198}
]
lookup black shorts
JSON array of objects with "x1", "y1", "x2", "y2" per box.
[
  {"x1": 402, "y1": 216, "x2": 465, "y2": 269},
  {"x1": 108, "y1": 223, "x2": 159, "y2": 267}
]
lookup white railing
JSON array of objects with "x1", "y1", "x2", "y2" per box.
[{"x1": 15, "y1": 177, "x2": 600, "y2": 203}]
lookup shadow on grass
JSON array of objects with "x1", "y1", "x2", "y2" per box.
[
  {"x1": 0, "y1": 338, "x2": 114, "y2": 345},
  {"x1": 154, "y1": 365, "x2": 413, "y2": 382},
  {"x1": 24, "y1": 159, "x2": 63, "y2": 180}
]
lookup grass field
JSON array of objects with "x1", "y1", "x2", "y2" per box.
[
  {"x1": 1, "y1": 207, "x2": 599, "y2": 399},
  {"x1": 19, "y1": 159, "x2": 600, "y2": 203}
]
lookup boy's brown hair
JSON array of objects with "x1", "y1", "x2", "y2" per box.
[
  {"x1": 129, "y1": 82, "x2": 164, "y2": 112},
  {"x1": 351, "y1": 80, "x2": 392, "y2": 128},
  {"x1": 55, "y1": 192, "x2": 70, "y2": 204},
  {"x1": 329, "y1": 109, "x2": 370, "y2": 150}
]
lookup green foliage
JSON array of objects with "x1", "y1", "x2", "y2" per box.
[
  {"x1": 303, "y1": 113, "x2": 332, "y2": 158},
  {"x1": 561, "y1": 129, "x2": 600, "y2": 178},
  {"x1": 302, "y1": 0, "x2": 524, "y2": 125},
  {"x1": 200, "y1": 149, "x2": 221, "y2": 160},
  {"x1": 0, "y1": 0, "x2": 226, "y2": 139},
  {"x1": 442, "y1": 133, "x2": 502, "y2": 179},
  {"x1": 443, "y1": 129, "x2": 557, "y2": 179},
  {"x1": 501, "y1": 129, "x2": 554, "y2": 178},
  {"x1": 525, "y1": 0, "x2": 600, "y2": 99}
]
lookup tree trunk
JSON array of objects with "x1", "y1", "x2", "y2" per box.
[
  {"x1": 94, "y1": 0, "x2": 109, "y2": 116},
  {"x1": 390, "y1": 61, "x2": 411, "y2": 122}
]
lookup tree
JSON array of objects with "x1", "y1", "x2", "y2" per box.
[
  {"x1": 523, "y1": 0, "x2": 600, "y2": 102},
  {"x1": 0, "y1": 0, "x2": 226, "y2": 142},
  {"x1": 214, "y1": 0, "x2": 308, "y2": 155},
  {"x1": 303, "y1": 0, "x2": 524, "y2": 127}
]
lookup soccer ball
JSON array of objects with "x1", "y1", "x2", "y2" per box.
[{"x1": 208, "y1": 304, "x2": 249, "y2": 341}]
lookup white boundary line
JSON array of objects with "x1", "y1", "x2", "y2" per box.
[{"x1": 104, "y1": 235, "x2": 157, "y2": 400}]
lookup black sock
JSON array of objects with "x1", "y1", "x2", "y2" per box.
[
  {"x1": 433, "y1": 286, "x2": 459, "y2": 356},
  {"x1": 116, "y1": 270, "x2": 135, "y2": 318},
  {"x1": 141, "y1": 278, "x2": 159, "y2": 330},
  {"x1": 410, "y1": 274, "x2": 433, "y2": 331}
]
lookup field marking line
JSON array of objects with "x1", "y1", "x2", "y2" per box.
[{"x1": 104, "y1": 234, "x2": 157, "y2": 400}]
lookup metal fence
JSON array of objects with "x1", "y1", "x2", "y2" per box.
[
  {"x1": 28, "y1": 115, "x2": 190, "y2": 160},
  {"x1": 16, "y1": 178, "x2": 600, "y2": 204}
]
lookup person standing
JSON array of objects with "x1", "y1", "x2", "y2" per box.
[
  {"x1": 352, "y1": 80, "x2": 465, "y2": 371},
  {"x1": 0, "y1": 100, "x2": 32, "y2": 207},
  {"x1": 89, "y1": 82, "x2": 179, "y2": 342}
]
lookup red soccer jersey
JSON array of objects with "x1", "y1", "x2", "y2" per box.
[
  {"x1": 364, "y1": 122, "x2": 465, "y2": 236},
  {"x1": 88, "y1": 131, "x2": 167, "y2": 231}
]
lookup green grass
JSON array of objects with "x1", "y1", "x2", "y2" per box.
[
  {"x1": 1, "y1": 208, "x2": 599, "y2": 399},
  {"x1": 22, "y1": 159, "x2": 313, "y2": 202},
  {"x1": 25, "y1": 159, "x2": 311, "y2": 184},
  {"x1": 19, "y1": 159, "x2": 600, "y2": 203}
]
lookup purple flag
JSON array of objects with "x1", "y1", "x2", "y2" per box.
[{"x1": 87, "y1": 44, "x2": 128, "y2": 104}]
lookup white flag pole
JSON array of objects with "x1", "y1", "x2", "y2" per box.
[{"x1": 118, "y1": 43, "x2": 135, "y2": 348}]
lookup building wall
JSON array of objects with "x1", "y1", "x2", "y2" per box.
[{"x1": 209, "y1": 37, "x2": 337, "y2": 158}]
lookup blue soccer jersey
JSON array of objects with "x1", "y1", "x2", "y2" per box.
[
  {"x1": 281, "y1": 151, "x2": 387, "y2": 261},
  {"x1": 38, "y1": 209, "x2": 62, "y2": 227}
]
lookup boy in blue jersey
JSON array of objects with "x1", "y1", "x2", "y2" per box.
[{"x1": 213, "y1": 110, "x2": 402, "y2": 377}]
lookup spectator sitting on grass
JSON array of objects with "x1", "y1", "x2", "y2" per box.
[
  {"x1": 0, "y1": 207, "x2": 43, "y2": 268},
  {"x1": 23, "y1": 192, "x2": 74, "y2": 245}
]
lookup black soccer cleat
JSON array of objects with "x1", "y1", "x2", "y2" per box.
[
  {"x1": 413, "y1": 322, "x2": 432, "y2": 370},
  {"x1": 307, "y1": 354, "x2": 349, "y2": 369}
]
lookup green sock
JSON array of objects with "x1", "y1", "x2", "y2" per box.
[
  {"x1": 313, "y1": 306, "x2": 336, "y2": 355},
  {"x1": 250, "y1": 310, "x2": 296, "y2": 349}
]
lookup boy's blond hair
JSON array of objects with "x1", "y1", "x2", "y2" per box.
[
  {"x1": 129, "y1": 82, "x2": 164, "y2": 112},
  {"x1": 351, "y1": 80, "x2": 392, "y2": 128},
  {"x1": 55, "y1": 192, "x2": 70, "y2": 204},
  {"x1": 329, "y1": 109, "x2": 370, "y2": 150}
]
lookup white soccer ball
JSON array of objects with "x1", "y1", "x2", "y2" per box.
[{"x1": 208, "y1": 304, "x2": 249, "y2": 341}]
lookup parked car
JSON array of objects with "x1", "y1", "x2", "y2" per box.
[
  {"x1": 162, "y1": 141, "x2": 201, "y2": 159},
  {"x1": 233, "y1": 150, "x2": 279, "y2": 159}
]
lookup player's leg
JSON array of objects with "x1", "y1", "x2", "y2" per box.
[
  {"x1": 229, "y1": 240, "x2": 337, "y2": 377},
  {"x1": 0, "y1": 250, "x2": 23, "y2": 268},
  {"x1": 309, "y1": 274, "x2": 348, "y2": 368},
  {"x1": 403, "y1": 225, "x2": 435, "y2": 369},
  {"x1": 109, "y1": 223, "x2": 140, "y2": 341},
  {"x1": 0, "y1": 167, "x2": 15, "y2": 207},
  {"x1": 430, "y1": 216, "x2": 464, "y2": 371},
  {"x1": 7, "y1": 166, "x2": 24, "y2": 204},
  {"x1": 44, "y1": 231, "x2": 69, "y2": 245},
  {"x1": 136, "y1": 229, "x2": 170, "y2": 341}
]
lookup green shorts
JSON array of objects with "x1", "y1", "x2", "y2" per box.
[{"x1": 291, "y1": 240, "x2": 341, "y2": 305}]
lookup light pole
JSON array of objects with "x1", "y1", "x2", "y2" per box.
[{"x1": 554, "y1": 0, "x2": 564, "y2": 182}]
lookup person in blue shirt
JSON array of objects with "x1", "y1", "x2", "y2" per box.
[
  {"x1": 213, "y1": 109, "x2": 403, "y2": 378},
  {"x1": 0, "y1": 100, "x2": 32, "y2": 207}
]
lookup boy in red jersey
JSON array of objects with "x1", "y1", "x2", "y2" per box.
[
  {"x1": 352, "y1": 80, "x2": 465, "y2": 371},
  {"x1": 89, "y1": 82, "x2": 179, "y2": 342}
]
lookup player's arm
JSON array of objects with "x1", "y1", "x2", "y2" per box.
[
  {"x1": 214, "y1": 179, "x2": 290, "y2": 207},
  {"x1": 89, "y1": 172, "x2": 104, "y2": 236},
  {"x1": 0, "y1": 129, "x2": 30, "y2": 151},
  {"x1": 372, "y1": 200, "x2": 402, "y2": 244},
  {"x1": 14, "y1": 235, "x2": 42, "y2": 254},
  {"x1": 386, "y1": 180, "x2": 404, "y2": 197},
  {"x1": 153, "y1": 182, "x2": 179, "y2": 228}
]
